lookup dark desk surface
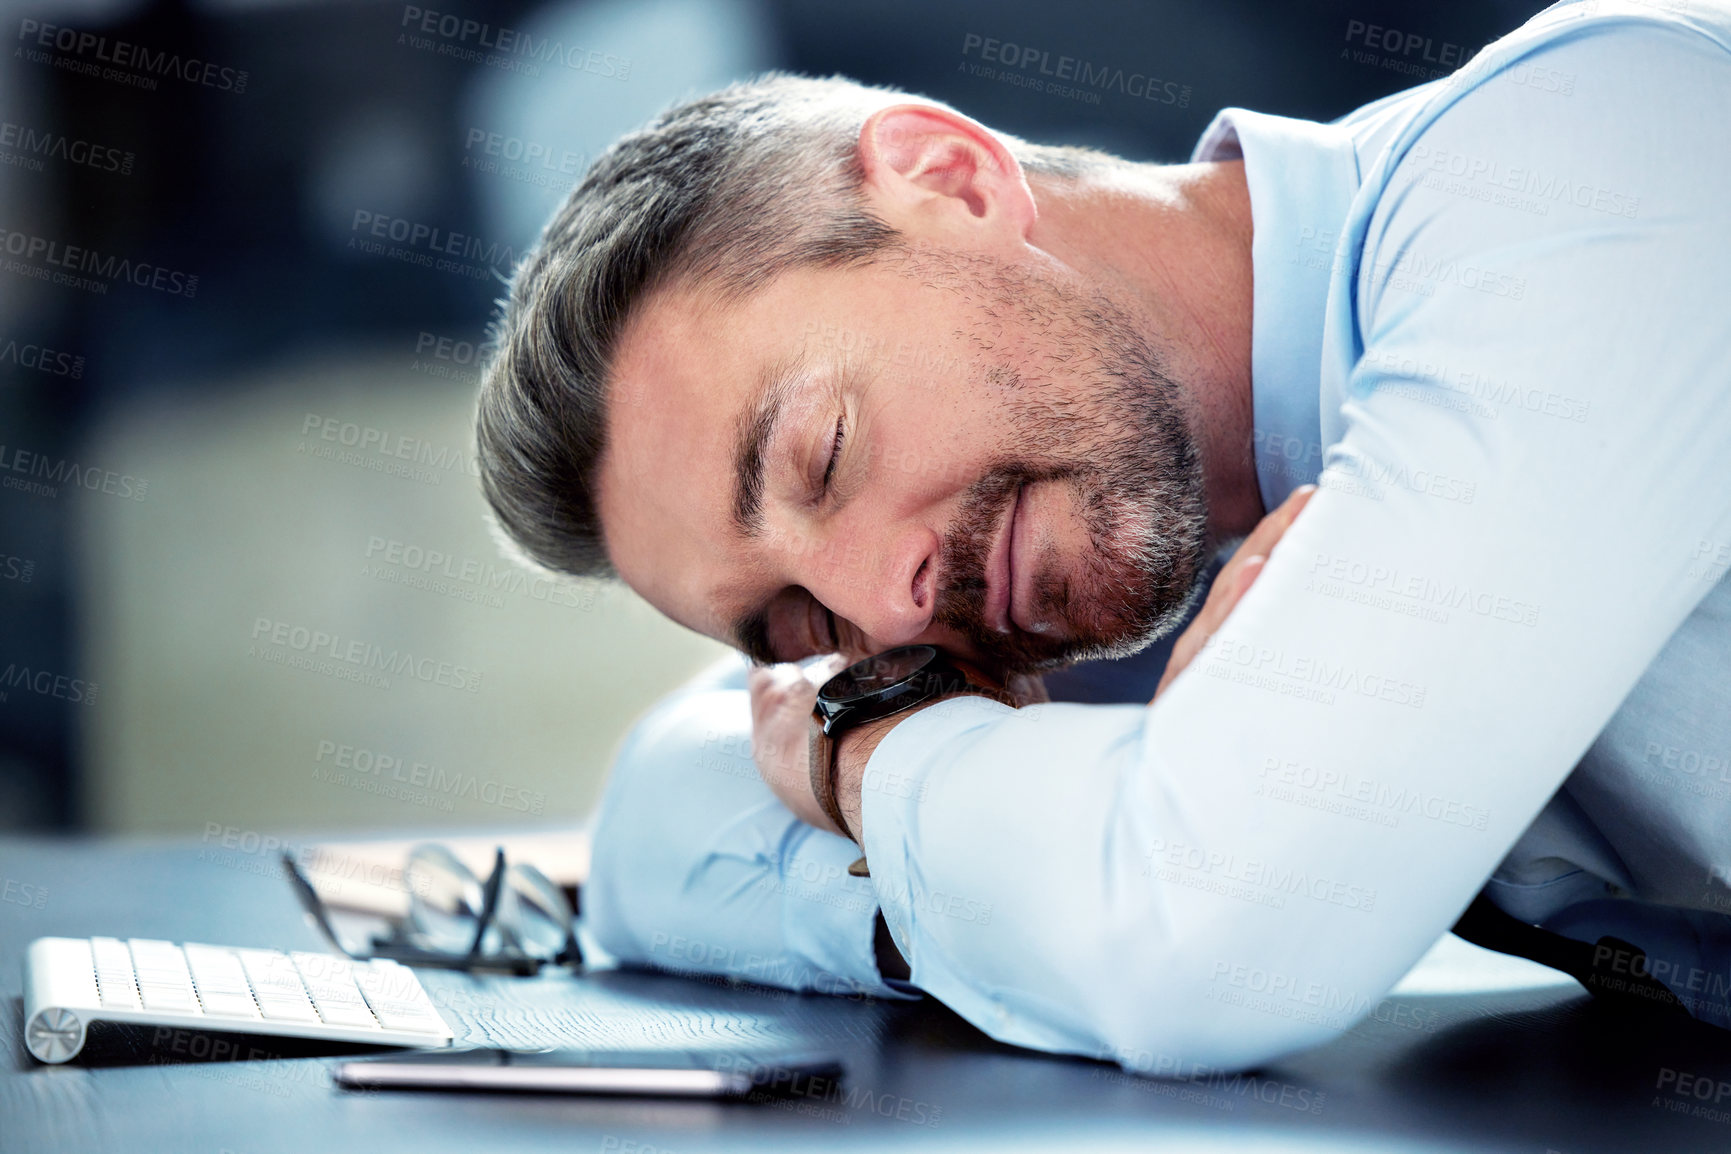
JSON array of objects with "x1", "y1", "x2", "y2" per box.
[{"x1": 4, "y1": 837, "x2": 1729, "y2": 1154}]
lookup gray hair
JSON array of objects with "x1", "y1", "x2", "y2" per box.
[{"x1": 475, "y1": 72, "x2": 1106, "y2": 580}]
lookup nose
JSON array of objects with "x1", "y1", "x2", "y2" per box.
[{"x1": 803, "y1": 522, "x2": 938, "y2": 652}]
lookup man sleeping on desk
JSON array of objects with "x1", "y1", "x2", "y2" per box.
[{"x1": 472, "y1": 1, "x2": 1731, "y2": 1072}]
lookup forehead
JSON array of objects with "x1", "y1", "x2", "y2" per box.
[{"x1": 597, "y1": 283, "x2": 756, "y2": 637}]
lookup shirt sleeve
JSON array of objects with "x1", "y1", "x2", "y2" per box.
[
  {"x1": 860, "y1": 20, "x2": 1731, "y2": 1073},
  {"x1": 582, "y1": 656, "x2": 915, "y2": 1000}
]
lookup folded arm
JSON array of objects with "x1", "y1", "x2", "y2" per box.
[
  {"x1": 581, "y1": 658, "x2": 913, "y2": 999},
  {"x1": 853, "y1": 24, "x2": 1731, "y2": 1071}
]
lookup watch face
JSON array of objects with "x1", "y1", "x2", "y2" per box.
[{"x1": 824, "y1": 645, "x2": 936, "y2": 704}]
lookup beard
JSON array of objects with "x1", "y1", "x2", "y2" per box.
[{"x1": 909, "y1": 251, "x2": 1212, "y2": 674}]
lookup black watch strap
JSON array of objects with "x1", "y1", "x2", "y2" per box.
[{"x1": 808, "y1": 648, "x2": 1011, "y2": 878}]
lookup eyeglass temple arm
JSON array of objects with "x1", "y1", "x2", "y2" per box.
[
  {"x1": 466, "y1": 847, "x2": 508, "y2": 960},
  {"x1": 280, "y1": 852, "x2": 369, "y2": 960}
]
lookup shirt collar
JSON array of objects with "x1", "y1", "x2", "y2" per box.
[{"x1": 1191, "y1": 109, "x2": 1362, "y2": 511}]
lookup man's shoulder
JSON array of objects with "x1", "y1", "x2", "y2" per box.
[
  {"x1": 1350, "y1": 1, "x2": 1731, "y2": 318},
  {"x1": 1343, "y1": 0, "x2": 1731, "y2": 189}
]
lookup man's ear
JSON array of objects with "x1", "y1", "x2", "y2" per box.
[{"x1": 857, "y1": 104, "x2": 1037, "y2": 245}]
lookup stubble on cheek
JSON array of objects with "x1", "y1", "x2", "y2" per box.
[{"x1": 891, "y1": 249, "x2": 1211, "y2": 672}]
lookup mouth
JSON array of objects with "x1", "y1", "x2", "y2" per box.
[{"x1": 983, "y1": 483, "x2": 1024, "y2": 634}]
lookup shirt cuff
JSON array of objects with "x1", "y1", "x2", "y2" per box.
[
  {"x1": 777, "y1": 820, "x2": 920, "y2": 1000},
  {"x1": 858, "y1": 695, "x2": 1014, "y2": 973}
]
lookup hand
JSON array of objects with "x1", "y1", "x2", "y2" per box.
[
  {"x1": 1152, "y1": 484, "x2": 1316, "y2": 702},
  {"x1": 748, "y1": 655, "x2": 850, "y2": 834},
  {"x1": 829, "y1": 663, "x2": 1046, "y2": 842},
  {"x1": 749, "y1": 653, "x2": 1046, "y2": 839}
]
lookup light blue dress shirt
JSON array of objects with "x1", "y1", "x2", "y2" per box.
[{"x1": 584, "y1": 0, "x2": 1731, "y2": 1070}]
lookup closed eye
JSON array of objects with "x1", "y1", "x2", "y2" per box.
[{"x1": 820, "y1": 414, "x2": 845, "y2": 493}]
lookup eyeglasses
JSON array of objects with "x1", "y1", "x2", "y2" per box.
[{"x1": 282, "y1": 844, "x2": 582, "y2": 975}]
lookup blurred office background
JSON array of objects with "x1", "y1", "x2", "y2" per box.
[{"x1": 0, "y1": 0, "x2": 1551, "y2": 835}]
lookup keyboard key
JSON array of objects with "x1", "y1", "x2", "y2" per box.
[
  {"x1": 291, "y1": 953, "x2": 379, "y2": 1029},
  {"x1": 53, "y1": 939, "x2": 101, "y2": 1011},
  {"x1": 235, "y1": 949, "x2": 320, "y2": 1023},
  {"x1": 24, "y1": 936, "x2": 452, "y2": 1066},
  {"x1": 183, "y1": 944, "x2": 261, "y2": 1019},
  {"x1": 352, "y1": 961, "x2": 446, "y2": 1033},
  {"x1": 91, "y1": 937, "x2": 141, "y2": 1010},
  {"x1": 128, "y1": 939, "x2": 200, "y2": 1013}
]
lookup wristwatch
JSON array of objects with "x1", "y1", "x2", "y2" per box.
[{"x1": 809, "y1": 645, "x2": 989, "y2": 877}]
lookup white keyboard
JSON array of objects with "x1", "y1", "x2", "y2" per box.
[{"x1": 22, "y1": 936, "x2": 454, "y2": 1064}]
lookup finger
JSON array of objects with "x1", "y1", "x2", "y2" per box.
[
  {"x1": 1153, "y1": 553, "x2": 1269, "y2": 702},
  {"x1": 751, "y1": 661, "x2": 812, "y2": 696},
  {"x1": 1232, "y1": 484, "x2": 1316, "y2": 564},
  {"x1": 1202, "y1": 551, "x2": 1268, "y2": 640},
  {"x1": 1231, "y1": 553, "x2": 1267, "y2": 600},
  {"x1": 748, "y1": 662, "x2": 813, "y2": 725},
  {"x1": 1151, "y1": 491, "x2": 1311, "y2": 705},
  {"x1": 1191, "y1": 548, "x2": 1257, "y2": 635},
  {"x1": 802, "y1": 652, "x2": 851, "y2": 688},
  {"x1": 1193, "y1": 484, "x2": 1312, "y2": 623}
]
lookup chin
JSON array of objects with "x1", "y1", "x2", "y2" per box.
[
  {"x1": 970, "y1": 610, "x2": 1171, "y2": 676},
  {"x1": 1036, "y1": 557, "x2": 1209, "y2": 671}
]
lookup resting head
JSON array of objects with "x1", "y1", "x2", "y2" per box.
[{"x1": 477, "y1": 74, "x2": 1253, "y2": 676}]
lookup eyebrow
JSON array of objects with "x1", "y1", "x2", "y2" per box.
[{"x1": 731, "y1": 361, "x2": 804, "y2": 539}]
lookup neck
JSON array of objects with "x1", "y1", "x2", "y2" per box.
[{"x1": 1027, "y1": 158, "x2": 1261, "y2": 545}]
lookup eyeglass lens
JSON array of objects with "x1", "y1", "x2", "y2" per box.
[
  {"x1": 405, "y1": 844, "x2": 490, "y2": 954},
  {"x1": 499, "y1": 863, "x2": 574, "y2": 960}
]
